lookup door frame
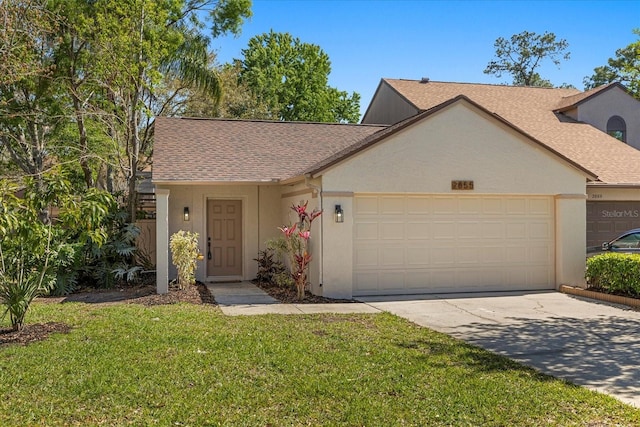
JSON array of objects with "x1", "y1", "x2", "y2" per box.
[{"x1": 205, "y1": 197, "x2": 246, "y2": 282}]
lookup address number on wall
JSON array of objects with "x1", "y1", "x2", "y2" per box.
[{"x1": 451, "y1": 180, "x2": 474, "y2": 190}]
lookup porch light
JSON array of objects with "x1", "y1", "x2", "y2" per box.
[
  {"x1": 183, "y1": 206, "x2": 190, "y2": 221},
  {"x1": 334, "y1": 205, "x2": 344, "y2": 223}
]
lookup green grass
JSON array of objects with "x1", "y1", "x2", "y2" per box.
[{"x1": 1, "y1": 302, "x2": 639, "y2": 426}]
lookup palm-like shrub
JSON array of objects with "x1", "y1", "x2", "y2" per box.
[
  {"x1": 0, "y1": 250, "x2": 53, "y2": 331},
  {"x1": 0, "y1": 184, "x2": 54, "y2": 331}
]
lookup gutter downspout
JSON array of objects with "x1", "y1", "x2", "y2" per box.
[{"x1": 305, "y1": 175, "x2": 323, "y2": 287}]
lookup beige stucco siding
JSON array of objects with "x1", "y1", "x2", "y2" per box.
[
  {"x1": 323, "y1": 102, "x2": 587, "y2": 194},
  {"x1": 577, "y1": 86, "x2": 640, "y2": 150},
  {"x1": 157, "y1": 184, "x2": 281, "y2": 283},
  {"x1": 318, "y1": 101, "x2": 588, "y2": 298}
]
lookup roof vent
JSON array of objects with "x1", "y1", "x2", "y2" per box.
[{"x1": 420, "y1": 77, "x2": 430, "y2": 83}]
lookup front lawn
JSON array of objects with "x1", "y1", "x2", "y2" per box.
[{"x1": 1, "y1": 301, "x2": 639, "y2": 426}]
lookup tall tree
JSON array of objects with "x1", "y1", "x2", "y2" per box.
[
  {"x1": 182, "y1": 61, "x2": 271, "y2": 119},
  {"x1": 484, "y1": 31, "x2": 570, "y2": 87},
  {"x1": 0, "y1": 0, "x2": 66, "y2": 221},
  {"x1": 584, "y1": 29, "x2": 640, "y2": 98},
  {"x1": 238, "y1": 31, "x2": 360, "y2": 123},
  {"x1": 47, "y1": 0, "x2": 251, "y2": 221}
]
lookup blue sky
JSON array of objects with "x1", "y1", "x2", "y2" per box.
[{"x1": 212, "y1": 0, "x2": 640, "y2": 118}]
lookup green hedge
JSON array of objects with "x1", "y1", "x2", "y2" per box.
[{"x1": 585, "y1": 253, "x2": 640, "y2": 297}]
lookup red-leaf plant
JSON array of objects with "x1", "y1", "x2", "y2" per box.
[{"x1": 278, "y1": 201, "x2": 322, "y2": 300}]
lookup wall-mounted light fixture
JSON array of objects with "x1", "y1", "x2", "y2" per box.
[
  {"x1": 183, "y1": 206, "x2": 190, "y2": 221},
  {"x1": 334, "y1": 204, "x2": 344, "y2": 223}
]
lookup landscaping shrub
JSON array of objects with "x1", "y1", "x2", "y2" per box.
[
  {"x1": 170, "y1": 230, "x2": 200, "y2": 289},
  {"x1": 1, "y1": 173, "x2": 146, "y2": 297},
  {"x1": 254, "y1": 248, "x2": 291, "y2": 287},
  {"x1": 275, "y1": 201, "x2": 322, "y2": 300},
  {"x1": 0, "y1": 182, "x2": 55, "y2": 330},
  {"x1": 586, "y1": 253, "x2": 640, "y2": 297}
]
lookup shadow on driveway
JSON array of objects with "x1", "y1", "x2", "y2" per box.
[{"x1": 361, "y1": 292, "x2": 640, "y2": 406}]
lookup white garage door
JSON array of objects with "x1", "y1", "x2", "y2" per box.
[{"x1": 353, "y1": 194, "x2": 555, "y2": 295}]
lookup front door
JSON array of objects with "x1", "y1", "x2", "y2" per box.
[{"x1": 207, "y1": 200, "x2": 242, "y2": 278}]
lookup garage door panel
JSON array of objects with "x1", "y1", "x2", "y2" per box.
[
  {"x1": 431, "y1": 248, "x2": 456, "y2": 265},
  {"x1": 506, "y1": 223, "x2": 527, "y2": 239},
  {"x1": 458, "y1": 221, "x2": 482, "y2": 239},
  {"x1": 355, "y1": 222, "x2": 378, "y2": 240},
  {"x1": 482, "y1": 198, "x2": 504, "y2": 214},
  {"x1": 380, "y1": 222, "x2": 404, "y2": 239},
  {"x1": 354, "y1": 247, "x2": 378, "y2": 267},
  {"x1": 380, "y1": 247, "x2": 405, "y2": 266},
  {"x1": 355, "y1": 197, "x2": 378, "y2": 214},
  {"x1": 354, "y1": 271, "x2": 379, "y2": 293},
  {"x1": 459, "y1": 197, "x2": 482, "y2": 214},
  {"x1": 481, "y1": 246, "x2": 505, "y2": 263},
  {"x1": 506, "y1": 198, "x2": 527, "y2": 214},
  {"x1": 529, "y1": 198, "x2": 552, "y2": 215},
  {"x1": 407, "y1": 248, "x2": 430, "y2": 265},
  {"x1": 407, "y1": 197, "x2": 431, "y2": 214},
  {"x1": 433, "y1": 221, "x2": 456, "y2": 239},
  {"x1": 456, "y1": 246, "x2": 480, "y2": 264},
  {"x1": 482, "y1": 222, "x2": 504, "y2": 239},
  {"x1": 407, "y1": 222, "x2": 430, "y2": 239},
  {"x1": 432, "y1": 197, "x2": 458, "y2": 214},
  {"x1": 354, "y1": 194, "x2": 554, "y2": 295},
  {"x1": 530, "y1": 222, "x2": 552, "y2": 239},
  {"x1": 380, "y1": 196, "x2": 405, "y2": 214}
]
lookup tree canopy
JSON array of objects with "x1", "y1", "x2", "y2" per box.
[
  {"x1": 584, "y1": 29, "x2": 640, "y2": 98},
  {"x1": 0, "y1": 0, "x2": 252, "y2": 221},
  {"x1": 484, "y1": 30, "x2": 570, "y2": 87},
  {"x1": 238, "y1": 31, "x2": 360, "y2": 123}
]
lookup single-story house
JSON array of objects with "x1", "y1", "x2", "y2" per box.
[{"x1": 152, "y1": 79, "x2": 640, "y2": 299}]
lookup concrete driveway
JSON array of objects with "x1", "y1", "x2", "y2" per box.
[{"x1": 358, "y1": 291, "x2": 640, "y2": 407}]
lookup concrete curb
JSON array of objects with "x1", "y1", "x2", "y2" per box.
[{"x1": 559, "y1": 284, "x2": 640, "y2": 309}]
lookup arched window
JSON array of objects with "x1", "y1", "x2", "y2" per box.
[{"x1": 607, "y1": 116, "x2": 627, "y2": 143}]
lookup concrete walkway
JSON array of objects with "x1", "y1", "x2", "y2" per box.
[{"x1": 205, "y1": 282, "x2": 381, "y2": 316}]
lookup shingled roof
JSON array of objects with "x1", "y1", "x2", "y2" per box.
[
  {"x1": 152, "y1": 117, "x2": 386, "y2": 182},
  {"x1": 380, "y1": 79, "x2": 640, "y2": 184}
]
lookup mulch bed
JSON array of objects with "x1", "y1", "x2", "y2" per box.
[
  {"x1": 254, "y1": 281, "x2": 356, "y2": 304},
  {"x1": 43, "y1": 282, "x2": 216, "y2": 306},
  {"x1": 0, "y1": 322, "x2": 72, "y2": 347}
]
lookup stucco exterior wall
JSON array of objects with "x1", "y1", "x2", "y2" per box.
[
  {"x1": 156, "y1": 184, "x2": 281, "y2": 283},
  {"x1": 361, "y1": 82, "x2": 419, "y2": 125},
  {"x1": 324, "y1": 102, "x2": 587, "y2": 194},
  {"x1": 319, "y1": 101, "x2": 588, "y2": 297},
  {"x1": 577, "y1": 86, "x2": 640, "y2": 150}
]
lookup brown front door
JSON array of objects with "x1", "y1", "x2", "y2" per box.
[{"x1": 207, "y1": 200, "x2": 242, "y2": 277}]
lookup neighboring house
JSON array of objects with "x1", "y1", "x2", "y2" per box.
[
  {"x1": 363, "y1": 79, "x2": 640, "y2": 248},
  {"x1": 153, "y1": 79, "x2": 640, "y2": 298}
]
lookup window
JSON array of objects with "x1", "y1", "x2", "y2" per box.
[{"x1": 607, "y1": 116, "x2": 627, "y2": 142}]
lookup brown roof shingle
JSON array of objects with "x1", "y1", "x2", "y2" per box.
[
  {"x1": 152, "y1": 117, "x2": 385, "y2": 182},
  {"x1": 382, "y1": 79, "x2": 640, "y2": 184}
]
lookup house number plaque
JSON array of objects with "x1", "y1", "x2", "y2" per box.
[{"x1": 451, "y1": 180, "x2": 474, "y2": 190}]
